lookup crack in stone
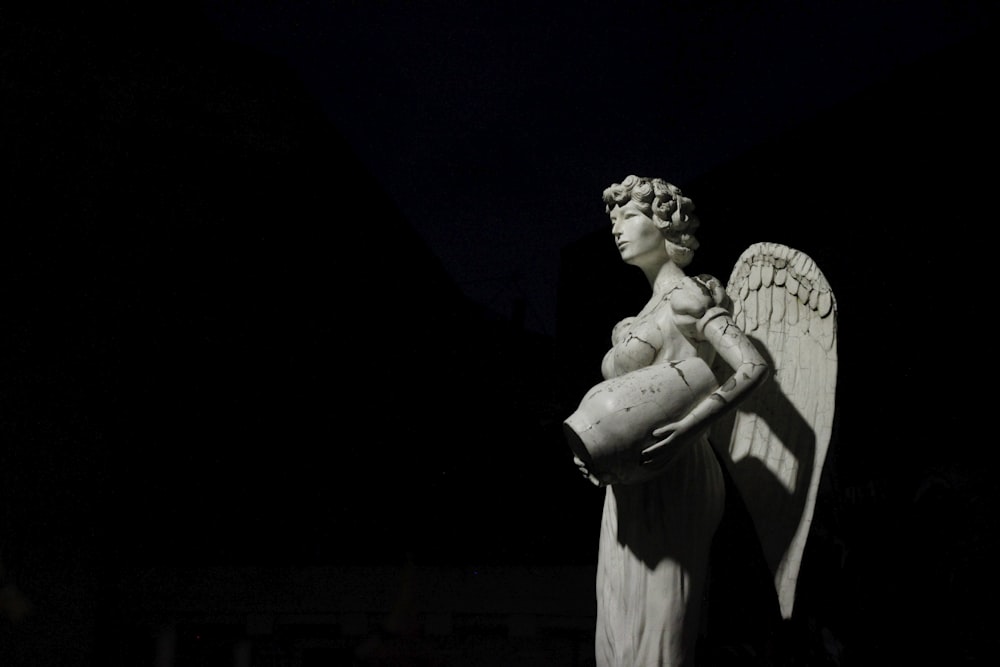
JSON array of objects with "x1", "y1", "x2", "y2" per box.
[
  {"x1": 708, "y1": 392, "x2": 728, "y2": 405},
  {"x1": 667, "y1": 360, "x2": 693, "y2": 388},
  {"x1": 626, "y1": 333, "x2": 656, "y2": 353}
]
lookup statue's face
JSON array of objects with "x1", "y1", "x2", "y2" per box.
[{"x1": 610, "y1": 201, "x2": 668, "y2": 268}]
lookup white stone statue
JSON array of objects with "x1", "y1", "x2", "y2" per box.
[{"x1": 564, "y1": 175, "x2": 838, "y2": 666}]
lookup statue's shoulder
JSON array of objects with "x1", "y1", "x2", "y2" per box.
[
  {"x1": 669, "y1": 274, "x2": 728, "y2": 319},
  {"x1": 669, "y1": 275, "x2": 729, "y2": 341}
]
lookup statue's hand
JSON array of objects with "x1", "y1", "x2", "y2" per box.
[
  {"x1": 641, "y1": 416, "x2": 699, "y2": 472},
  {"x1": 573, "y1": 455, "x2": 605, "y2": 487}
]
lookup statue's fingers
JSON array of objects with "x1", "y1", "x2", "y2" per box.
[
  {"x1": 651, "y1": 424, "x2": 675, "y2": 438},
  {"x1": 639, "y1": 440, "x2": 670, "y2": 465}
]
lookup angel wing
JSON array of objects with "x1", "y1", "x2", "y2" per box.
[{"x1": 708, "y1": 242, "x2": 838, "y2": 620}]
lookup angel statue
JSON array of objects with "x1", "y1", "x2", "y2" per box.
[{"x1": 563, "y1": 175, "x2": 838, "y2": 666}]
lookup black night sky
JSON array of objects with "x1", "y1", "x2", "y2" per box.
[{"x1": 3, "y1": 1, "x2": 998, "y2": 664}]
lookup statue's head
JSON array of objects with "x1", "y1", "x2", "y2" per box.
[{"x1": 602, "y1": 175, "x2": 700, "y2": 267}]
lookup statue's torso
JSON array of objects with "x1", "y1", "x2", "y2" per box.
[
  {"x1": 592, "y1": 277, "x2": 729, "y2": 667},
  {"x1": 601, "y1": 285, "x2": 709, "y2": 380}
]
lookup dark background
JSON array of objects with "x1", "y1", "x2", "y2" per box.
[{"x1": 2, "y1": 1, "x2": 997, "y2": 664}]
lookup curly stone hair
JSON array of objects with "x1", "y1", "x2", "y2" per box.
[{"x1": 602, "y1": 175, "x2": 701, "y2": 266}]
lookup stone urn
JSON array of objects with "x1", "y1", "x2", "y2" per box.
[{"x1": 563, "y1": 357, "x2": 718, "y2": 485}]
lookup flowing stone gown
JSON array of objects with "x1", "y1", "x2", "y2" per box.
[{"x1": 594, "y1": 276, "x2": 727, "y2": 667}]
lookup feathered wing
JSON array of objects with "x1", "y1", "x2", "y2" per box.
[{"x1": 708, "y1": 242, "x2": 838, "y2": 620}]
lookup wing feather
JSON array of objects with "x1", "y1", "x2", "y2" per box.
[
  {"x1": 733, "y1": 294, "x2": 746, "y2": 332},
  {"x1": 761, "y1": 261, "x2": 774, "y2": 287},
  {"x1": 817, "y1": 288, "x2": 834, "y2": 319},
  {"x1": 797, "y1": 277, "x2": 811, "y2": 306},
  {"x1": 749, "y1": 261, "x2": 762, "y2": 291},
  {"x1": 757, "y1": 271, "x2": 773, "y2": 328},
  {"x1": 784, "y1": 282, "x2": 800, "y2": 326},
  {"x1": 709, "y1": 242, "x2": 838, "y2": 620},
  {"x1": 770, "y1": 278, "x2": 786, "y2": 323},
  {"x1": 745, "y1": 282, "x2": 759, "y2": 332},
  {"x1": 774, "y1": 265, "x2": 787, "y2": 286}
]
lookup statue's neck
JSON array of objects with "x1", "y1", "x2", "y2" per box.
[{"x1": 646, "y1": 263, "x2": 686, "y2": 293}]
